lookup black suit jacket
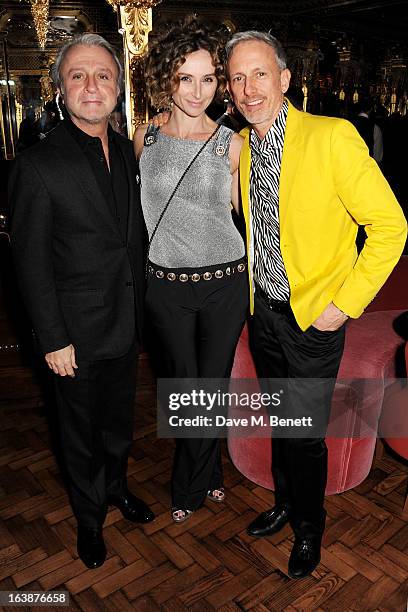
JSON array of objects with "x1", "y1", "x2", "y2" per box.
[{"x1": 9, "y1": 121, "x2": 146, "y2": 360}]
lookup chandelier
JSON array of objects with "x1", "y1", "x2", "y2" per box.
[
  {"x1": 106, "y1": 0, "x2": 161, "y2": 8},
  {"x1": 29, "y1": 0, "x2": 49, "y2": 49}
]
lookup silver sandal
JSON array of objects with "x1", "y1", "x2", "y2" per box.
[
  {"x1": 172, "y1": 508, "x2": 194, "y2": 523},
  {"x1": 207, "y1": 488, "x2": 225, "y2": 503}
]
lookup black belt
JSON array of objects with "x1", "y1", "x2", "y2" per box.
[
  {"x1": 255, "y1": 283, "x2": 291, "y2": 313},
  {"x1": 148, "y1": 260, "x2": 246, "y2": 283}
]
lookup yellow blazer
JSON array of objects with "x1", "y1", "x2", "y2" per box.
[{"x1": 240, "y1": 100, "x2": 407, "y2": 330}]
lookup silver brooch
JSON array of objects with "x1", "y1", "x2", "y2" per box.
[
  {"x1": 144, "y1": 134, "x2": 155, "y2": 146},
  {"x1": 215, "y1": 144, "x2": 225, "y2": 156}
]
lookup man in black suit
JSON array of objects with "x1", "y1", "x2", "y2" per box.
[{"x1": 9, "y1": 34, "x2": 154, "y2": 569}]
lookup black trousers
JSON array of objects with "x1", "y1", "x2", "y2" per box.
[
  {"x1": 54, "y1": 342, "x2": 138, "y2": 528},
  {"x1": 146, "y1": 264, "x2": 248, "y2": 510},
  {"x1": 250, "y1": 291, "x2": 345, "y2": 539}
]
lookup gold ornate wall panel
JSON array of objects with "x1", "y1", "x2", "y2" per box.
[
  {"x1": 118, "y1": 6, "x2": 153, "y2": 136},
  {"x1": 105, "y1": 1, "x2": 161, "y2": 136}
]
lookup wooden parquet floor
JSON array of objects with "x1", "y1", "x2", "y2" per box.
[{"x1": 0, "y1": 357, "x2": 407, "y2": 612}]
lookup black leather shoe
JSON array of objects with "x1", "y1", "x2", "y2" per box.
[
  {"x1": 288, "y1": 537, "x2": 321, "y2": 579},
  {"x1": 108, "y1": 491, "x2": 155, "y2": 523},
  {"x1": 247, "y1": 506, "x2": 290, "y2": 537},
  {"x1": 77, "y1": 526, "x2": 106, "y2": 570}
]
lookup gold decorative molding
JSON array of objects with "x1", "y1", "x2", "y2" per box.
[
  {"x1": 121, "y1": 6, "x2": 151, "y2": 56},
  {"x1": 120, "y1": 6, "x2": 152, "y2": 134},
  {"x1": 40, "y1": 74, "x2": 53, "y2": 103},
  {"x1": 106, "y1": 0, "x2": 161, "y2": 9},
  {"x1": 106, "y1": 0, "x2": 161, "y2": 136}
]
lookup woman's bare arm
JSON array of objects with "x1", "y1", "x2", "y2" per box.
[{"x1": 133, "y1": 123, "x2": 149, "y2": 160}]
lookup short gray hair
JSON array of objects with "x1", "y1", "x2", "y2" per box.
[
  {"x1": 225, "y1": 31, "x2": 287, "y2": 71},
  {"x1": 51, "y1": 33, "x2": 124, "y2": 91}
]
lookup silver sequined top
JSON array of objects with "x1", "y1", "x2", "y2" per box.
[{"x1": 140, "y1": 125, "x2": 245, "y2": 267}]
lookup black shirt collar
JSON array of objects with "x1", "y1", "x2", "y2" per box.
[{"x1": 63, "y1": 113, "x2": 115, "y2": 150}]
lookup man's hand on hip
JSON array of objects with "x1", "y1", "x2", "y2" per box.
[
  {"x1": 311, "y1": 302, "x2": 348, "y2": 332},
  {"x1": 45, "y1": 344, "x2": 78, "y2": 377}
]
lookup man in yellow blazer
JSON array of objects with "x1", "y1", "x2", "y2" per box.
[{"x1": 226, "y1": 31, "x2": 407, "y2": 579}]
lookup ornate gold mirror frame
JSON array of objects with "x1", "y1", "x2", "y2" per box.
[{"x1": 106, "y1": 0, "x2": 161, "y2": 139}]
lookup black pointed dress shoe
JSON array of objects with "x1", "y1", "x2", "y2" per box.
[
  {"x1": 288, "y1": 536, "x2": 321, "y2": 579},
  {"x1": 247, "y1": 506, "x2": 290, "y2": 537},
  {"x1": 108, "y1": 491, "x2": 155, "y2": 523},
  {"x1": 77, "y1": 526, "x2": 106, "y2": 569}
]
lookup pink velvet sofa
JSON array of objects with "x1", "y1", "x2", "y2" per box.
[{"x1": 229, "y1": 256, "x2": 408, "y2": 495}]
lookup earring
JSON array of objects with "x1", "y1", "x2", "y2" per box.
[
  {"x1": 55, "y1": 92, "x2": 64, "y2": 121},
  {"x1": 223, "y1": 92, "x2": 234, "y2": 114}
]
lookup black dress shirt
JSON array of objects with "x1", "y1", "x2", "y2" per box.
[{"x1": 63, "y1": 115, "x2": 129, "y2": 239}]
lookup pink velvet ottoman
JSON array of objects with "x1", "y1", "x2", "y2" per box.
[{"x1": 229, "y1": 309, "x2": 405, "y2": 495}]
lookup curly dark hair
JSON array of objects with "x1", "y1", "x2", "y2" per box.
[{"x1": 145, "y1": 15, "x2": 228, "y2": 110}]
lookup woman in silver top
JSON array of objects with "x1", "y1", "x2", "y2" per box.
[{"x1": 134, "y1": 15, "x2": 248, "y2": 523}]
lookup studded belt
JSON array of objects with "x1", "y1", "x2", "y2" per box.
[{"x1": 148, "y1": 261, "x2": 246, "y2": 282}]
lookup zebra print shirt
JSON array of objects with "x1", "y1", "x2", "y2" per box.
[{"x1": 250, "y1": 99, "x2": 290, "y2": 301}]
